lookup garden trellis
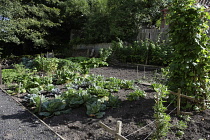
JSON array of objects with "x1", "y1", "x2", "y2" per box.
[
  {"x1": 99, "y1": 87, "x2": 210, "y2": 139},
  {"x1": 169, "y1": 89, "x2": 210, "y2": 115},
  {"x1": 99, "y1": 98, "x2": 177, "y2": 140}
]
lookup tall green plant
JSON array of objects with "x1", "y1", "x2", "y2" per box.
[
  {"x1": 167, "y1": 0, "x2": 210, "y2": 107},
  {"x1": 152, "y1": 83, "x2": 171, "y2": 139}
]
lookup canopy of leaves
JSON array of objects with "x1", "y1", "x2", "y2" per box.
[
  {"x1": 0, "y1": 0, "x2": 168, "y2": 55},
  {"x1": 167, "y1": 0, "x2": 210, "y2": 104},
  {"x1": 0, "y1": 0, "x2": 60, "y2": 54}
]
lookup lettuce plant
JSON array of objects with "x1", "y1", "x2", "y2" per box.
[
  {"x1": 120, "y1": 80, "x2": 135, "y2": 89},
  {"x1": 126, "y1": 89, "x2": 146, "y2": 101},
  {"x1": 87, "y1": 86, "x2": 110, "y2": 97}
]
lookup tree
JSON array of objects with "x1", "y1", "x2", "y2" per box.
[
  {"x1": 0, "y1": 0, "x2": 61, "y2": 54},
  {"x1": 82, "y1": 0, "x2": 110, "y2": 43}
]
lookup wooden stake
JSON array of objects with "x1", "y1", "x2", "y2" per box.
[
  {"x1": 38, "y1": 97, "x2": 42, "y2": 114},
  {"x1": 0, "y1": 64, "x2": 2, "y2": 85},
  {"x1": 137, "y1": 66, "x2": 139, "y2": 79},
  {"x1": 177, "y1": 88, "x2": 181, "y2": 116},
  {"x1": 203, "y1": 98, "x2": 206, "y2": 110},
  {"x1": 115, "y1": 121, "x2": 122, "y2": 140},
  {"x1": 99, "y1": 121, "x2": 127, "y2": 140},
  {"x1": 156, "y1": 91, "x2": 160, "y2": 134}
]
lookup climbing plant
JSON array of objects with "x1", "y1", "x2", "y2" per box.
[{"x1": 167, "y1": 0, "x2": 210, "y2": 108}]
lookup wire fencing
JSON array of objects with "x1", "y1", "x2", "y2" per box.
[{"x1": 124, "y1": 97, "x2": 177, "y2": 139}]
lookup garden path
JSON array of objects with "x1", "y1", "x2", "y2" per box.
[{"x1": 0, "y1": 88, "x2": 63, "y2": 140}]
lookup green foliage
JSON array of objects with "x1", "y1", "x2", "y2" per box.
[
  {"x1": 53, "y1": 69, "x2": 79, "y2": 85},
  {"x1": 0, "y1": 0, "x2": 168, "y2": 55},
  {"x1": 119, "y1": 80, "x2": 135, "y2": 89},
  {"x1": 65, "y1": 57, "x2": 89, "y2": 63},
  {"x1": 126, "y1": 89, "x2": 146, "y2": 101},
  {"x1": 81, "y1": 57, "x2": 108, "y2": 68},
  {"x1": 39, "y1": 99, "x2": 69, "y2": 117},
  {"x1": 172, "y1": 120, "x2": 188, "y2": 137},
  {"x1": 0, "y1": 0, "x2": 60, "y2": 51},
  {"x1": 86, "y1": 100, "x2": 106, "y2": 118},
  {"x1": 4, "y1": 56, "x2": 144, "y2": 118},
  {"x1": 62, "y1": 89, "x2": 89, "y2": 108},
  {"x1": 167, "y1": 0, "x2": 210, "y2": 108},
  {"x1": 112, "y1": 39, "x2": 173, "y2": 65},
  {"x1": 2, "y1": 69, "x2": 19, "y2": 84},
  {"x1": 26, "y1": 94, "x2": 47, "y2": 113},
  {"x1": 33, "y1": 56, "x2": 59, "y2": 73},
  {"x1": 57, "y1": 58, "x2": 82, "y2": 72},
  {"x1": 104, "y1": 77, "x2": 121, "y2": 92},
  {"x1": 80, "y1": 58, "x2": 108, "y2": 74},
  {"x1": 152, "y1": 83, "x2": 171, "y2": 139},
  {"x1": 99, "y1": 47, "x2": 113, "y2": 61},
  {"x1": 88, "y1": 86, "x2": 110, "y2": 97},
  {"x1": 106, "y1": 95, "x2": 121, "y2": 108}
]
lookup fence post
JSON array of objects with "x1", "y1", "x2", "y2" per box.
[
  {"x1": 0, "y1": 64, "x2": 2, "y2": 85},
  {"x1": 137, "y1": 66, "x2": 139, "y2": 79},
  {"x1": 177, "y1": 88, "x2": 181, "y2": 115},
  {"x1": 115, "y1": 121, "x2": 122, "y2": 140}
]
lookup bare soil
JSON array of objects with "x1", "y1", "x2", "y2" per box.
[{"x1": 11, "y1": 65, "x2": 210, "y2": 140}]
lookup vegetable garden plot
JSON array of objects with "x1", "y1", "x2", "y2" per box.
[{"x1": 2, "y1": 56, "x2": 210, "y2": 140}]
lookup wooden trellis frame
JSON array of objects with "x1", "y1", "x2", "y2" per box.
[
  {"x1": 99, "y1": 121, "x2": 128, "y2": 140},
  {"x1": 169, "y1": 88, "x2": 210, "y2": 115}
]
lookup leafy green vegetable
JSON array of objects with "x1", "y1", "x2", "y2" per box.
[
  {"x1": 40, "y1": 99, "x2": 67, "y2": 117},
  {"x1": 126, "y1": 89, "x2": 146, "y2": 101},
  {"x1": 106, "y1": 95, "x2": 121, "y2": 108},
  {"x1": 120, "y1": 80, "x2": 135, "y2": 89},
  {"x1": 26, "y1": 94, "x2": 47, "y2": 113},
  {"x1": 86, "y1": 100, "x2": 106, "y2": 118},
  {"x1": 88, "y1": 86, "x2": 110, "y2": 97}
]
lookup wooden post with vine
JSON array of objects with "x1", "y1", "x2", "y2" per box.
[{"x1": 177, "y1": 88, "x2": 181, "y2": 115}]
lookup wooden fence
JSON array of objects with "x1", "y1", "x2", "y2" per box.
[
  {"x1": 169, "y1": 88, "x2": 210, "y2": 115},
  {"x1": 137, "y1": 28, "x2": 168, "y2": 42},
  {"x1": 137, "y1": 27, "x2": 210, "y2": 42}
]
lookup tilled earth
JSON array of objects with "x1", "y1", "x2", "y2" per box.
[
  {"x1": 43, "y1": 65, "x2": 210, "y2": 140},
  {"x1": 6, "y1": 65, "x2": 210, "y2": 140}
]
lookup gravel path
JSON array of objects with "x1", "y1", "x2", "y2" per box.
[{"x1": 0, "y1": 89, "x2": 62, "y2": 140}]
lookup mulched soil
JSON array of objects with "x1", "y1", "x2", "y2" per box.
[{"x1": 3, "y1": 64, "x2": 210, "y2": 140}]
